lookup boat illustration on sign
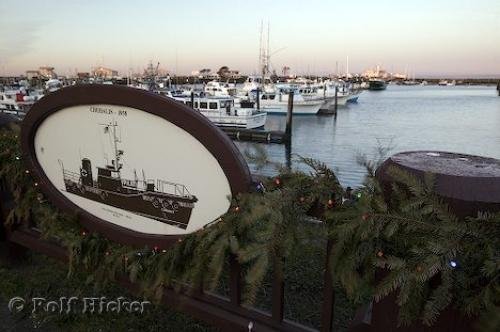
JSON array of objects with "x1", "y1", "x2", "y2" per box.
[{"x1": 60, "y1": 121, "x2": 197, "y2": 229}]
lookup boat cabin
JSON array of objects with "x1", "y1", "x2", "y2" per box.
[{"x1": 176, "y1": 96, "x2": 260, "y2": 117}]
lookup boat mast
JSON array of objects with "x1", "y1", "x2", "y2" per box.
[
  {"x1": 259, "y1": 20, "x2": 263, "y2": 78},
  {"x1": 102, "y1": 121, "x2": 122, "y2": 171},
  {"x1": 346, "y1": 56, "x2": 349, "y2": 78},
  {"x1": 112, "y1": 122, "x2": 119, "y2": 171}
]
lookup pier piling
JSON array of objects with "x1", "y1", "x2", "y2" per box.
[
  {"x1": 285, "y1": 91, "x2": 294, "y2": 142},
  {"x1": 256, "y1": 88, "x2": 261, "y2": 110},
  {"x1": 334, "y1": 86, "x2": 338, "y2": 115}
]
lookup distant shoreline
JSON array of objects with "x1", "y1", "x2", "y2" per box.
[{"x1": 1, "y1": 76, "x2": 499, "y2": 86}]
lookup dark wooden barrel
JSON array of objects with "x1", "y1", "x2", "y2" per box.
[
  {"x1": 367, "y1": 151, "x2": 500, "y2": 331},
  {"x1": 376, "y1": 150, "x2": 500, "y2": 219}
]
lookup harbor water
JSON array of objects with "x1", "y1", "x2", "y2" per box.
[{"x1": 235, "y1": 85, "x2": 500, "y2": 187}]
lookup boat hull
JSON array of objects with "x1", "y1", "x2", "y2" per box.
[
  {"x1": 368, "y1": 80, "x2": 387, "y2": 90},
  {"x1": 260, "y1": 101, "x2": 322, "y2": 115},
  {"x1": 204, "y1": 112, "x2": 267, "y2": 129},
  {"x1": 346, "y1": 91, "x2": 362, "y2": 103},
  {"x1": 64, "y1": 179, "x2": 196, "y2": 229}
]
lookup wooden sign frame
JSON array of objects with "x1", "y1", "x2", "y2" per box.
[{"x1": 21, "y1": 85, "x2": 251, "y2": 248}]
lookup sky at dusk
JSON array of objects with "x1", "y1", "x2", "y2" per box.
[{"x1": 0, "y1": 0, "x2": 499, "y2": 77}]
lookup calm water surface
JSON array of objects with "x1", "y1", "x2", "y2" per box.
[{"x1": 235, "y1": 85, "x2": 500, "y2": 187}]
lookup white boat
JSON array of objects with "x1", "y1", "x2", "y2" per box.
[
  {"x1": 169, "y1": 95, "x2": 267, "y2": 129},
  {"x1": 251, "y1": 89, "x2": 323, "y2": 115},
  {"x1": 204, "y1": 81, "x2": 237, "y2": 97},
  {"x1": 346, "y1": 90, "x2": 362, "y2": 103},
  {"x1": 45, "y1": 79, "x2": 63, "y2": 92},
  {"x1": 295, "y1": 80, "x2": 351, "y2": 109},
  {"x1": 242, "y1": 75, "x2": 274, "y2": 94},
  {"x1": 0, "y1": 89, "x2": 42, "y2": 117}
]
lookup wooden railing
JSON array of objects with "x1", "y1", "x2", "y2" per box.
[{"x1": 0, "y1": 187, "x2": 343, "y2": 332}]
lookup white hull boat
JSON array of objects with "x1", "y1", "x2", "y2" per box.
[
  {"x1": 170, "y1": 95, "x2": 267, "y2": 129},
  {"x1": 0, "y1": 89, "x2": 42, "y2": 117},
  {"x1": 253, "y1": 90, "x2": 323, "y2": 115},
  {"x1": 346, "y1": 90, "x2": 362, "y2": 103},
  {"x1": 259, "y1": 101, "x2": 323, "y2": 115}
]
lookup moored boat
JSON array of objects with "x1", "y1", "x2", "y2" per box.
[
  {"x1": 0, "y1": 89, "x2": 42, "y2": 117},
  {"x1": 251, "y1": 89, "x2": 324, "y2": 115},
  {"x1": 170, "y1": 95, "x2": 267, "y2": 129},
  {"x1": 346, "y1": 90, "x2": 363, "y2": 103},
  {"x1": 368, "y1": 79, "x2": 387, "y2": 91}
]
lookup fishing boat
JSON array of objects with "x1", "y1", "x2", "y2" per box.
[
  {"x1": 368, "y1": 79, "x2": 387, "y2": 91},
  {"x1": 295, "y1": 85, "x2": 338, "y2": 110},
  {"x1": 204, "y1": 81, "x2": 237, "y2": 97},
  {"x1": 169, "y1": 95, "x2": 267, "y2": 129},
  {"x1": 292, "y1": 79, "x2": 358, "y2": 108},
  {"x1": 60, "y1": 121, "x2": 197, "y2": 229},
  {"x1": 346, "y1": 89, "x2": 363, "y2": 103},
  {"x1": 45, "y1": 79, "x2": 63, "y2": 92},
  {"x1": 250, "y1": 89, "x2": 324, "y2": 115},
  {"x1": 0, "y1": 89, "x2": 42, "y2": 117},
  {"x1": 314, "y1": 81, "x2": 351, "y2": 107}
]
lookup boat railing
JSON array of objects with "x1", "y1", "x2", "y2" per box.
[
  {"x1": 155, "y1": 179, "x2": 191, "y2": 197},
  {"x1": 62, "y1": 169, "x2": 81, "y2": 183},
  {"x1": 121, "y1": 179, "x2": 139, "y2": 189}
]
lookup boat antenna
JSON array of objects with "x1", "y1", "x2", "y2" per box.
[
  {"x1": 267, "y1": 21, "x2": 270, "y2": 77},
  {"x1": 259, "y1": 20, "x2": 263, "y2": 77},
  {"x1": 99, "y1": 121, "x2": 122, "y2": 171}
]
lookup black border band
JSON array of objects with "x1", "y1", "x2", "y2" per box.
[{"x1": 21, "y1": 84, "x2": 251, "y2": 248}]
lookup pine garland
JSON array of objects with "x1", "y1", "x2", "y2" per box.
[
  {"x1": 325, "y1": 161, "x2": 500, "y2": 328},
  {"x1": 0, "y1": 125, "x2": 498, "y2": 330}
]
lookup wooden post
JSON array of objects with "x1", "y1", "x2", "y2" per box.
[
  {"x1": 285, "y1": 91, "x2": 294, "y2": 141},
  {"x1": 334, "y1": 86, "x2": 338, "y2": 115},
  {"x1": 190, "y1": 91, "x2": 195, "y2": 108},
  {"x1": 285, "y1": 139, "x2": 292, "y2": 169},
  {"x1": 0, "y1": 199, "x2": 28, "y2": 264},
  {"x1": 272, "y1": 256, "x2": 285, "y2": 323},
  {"x1": 229, "y1": 254, "x2": 241, "y2": 306},
  {"x1": 497, "y1": 81, "x2": 500, "y2": 96},
  {"x1": 256, "y1": 88, "x2": 260, "y2": 110},
  {"x1": 321, "y1": 239, "x2": 335, "y2": 332}
]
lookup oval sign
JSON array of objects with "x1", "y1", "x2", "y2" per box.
[{"x1": 21, "y1": 85, "x2": 251, "y2": 248}]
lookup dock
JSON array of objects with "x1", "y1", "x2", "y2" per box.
[
  {"x1": 220, "y1": 90, "x2": 295, "y2": 144},
  {"x1": 220, "y1": 128, "x2": 288, "y2": 144}
]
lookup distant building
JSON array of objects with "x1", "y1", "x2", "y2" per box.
[
  {"x1": 38, "y1": 66, "x2": 57, "y2": 79},
  {"x1": 25, "y1": 67, "x2": 57, "y2": 79},
  {"x1": 91, "y1": 66, "x2": 118, "y2": 79},
  {"x1": 26, "y1": 70, "x2": 39, "y2": 80},
  {"x1": 77, "y1": 72, "x2": 90, "y2": 80}
]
